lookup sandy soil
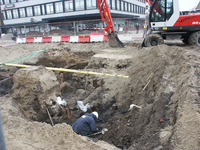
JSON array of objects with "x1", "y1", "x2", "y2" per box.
[{"x1": 0, "y1": 40, "x2": 200, "y2": 150}]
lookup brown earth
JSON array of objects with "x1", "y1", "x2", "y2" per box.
[{"x1": 0, "y1": 41, "x2": 200, "y2": 150}]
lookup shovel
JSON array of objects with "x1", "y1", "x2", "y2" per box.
[{"x1": 87, "y1": 128, "x2": 108, "y2": 137}]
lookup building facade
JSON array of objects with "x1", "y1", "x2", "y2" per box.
[{"x1": 0, "y1": 0, "x2": 145, "y2": 35}]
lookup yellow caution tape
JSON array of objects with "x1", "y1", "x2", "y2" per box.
[{"x1": 5, "y1": 63, "x2": 129, "y2": 78}]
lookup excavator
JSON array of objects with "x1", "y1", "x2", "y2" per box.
[
  {"x1": 97, "y1": 0, "x2": 125, "y2": 47},
  {"x1": 143, "y1": 0, "x2": 200, "y2": 47}
]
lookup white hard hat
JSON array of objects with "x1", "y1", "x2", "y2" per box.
[{"x1": 92, "y1": 111, "x2": 98, "y2": 119}]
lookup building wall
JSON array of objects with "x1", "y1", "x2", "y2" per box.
[{"x1": 1, "y1": 0, "x2": 145, "y2": 26}]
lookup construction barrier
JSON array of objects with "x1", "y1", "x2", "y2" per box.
[
  {"x1": 118, "y1": 34, "x2": 133, "y2": 42},
  {"x1": 34, "y1": 37, "x2": 42, "y2": 43},
  {"x1": 90, "y1": 35, "x2": 104, "y2": 42},
  {"x1": 52, "y1": 36, "x2": 61, "y2": 43},
  {"x1": 26, "y1": 37, "x2": 34, "y2": 43},
  {"x1": 16, "y1": 38, "x2": 26, "y2": 44},
  {"x1": 16, "y1": 34, "x2": 135, "y2": 44},
  {"x1": 69, "y1": 36, "x2": 79, "y2": 43},
  {"x1": 61, "y1": 36, "x2": 70, "y2": 42},
  {"x1": 78, "y1": 36, "x2": 90, "y2": 43},
  {"x1": 42, "y1": 37, "x2": 52, "y2": 43},
  {"x1": 104, "y1": 35, "x2": 109, "y2": 42}
]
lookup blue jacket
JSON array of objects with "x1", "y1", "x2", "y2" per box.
[{"x1": 72, "y1": 113, "x2": 97, "y2": 136}]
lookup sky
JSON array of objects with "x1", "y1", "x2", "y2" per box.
[{"x1": 179, "y1": 0, "x2": 200, "y2": 11}]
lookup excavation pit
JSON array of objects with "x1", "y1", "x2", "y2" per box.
[{"x1": 1, "y1": 42, "x2": 200, "y2": 150}]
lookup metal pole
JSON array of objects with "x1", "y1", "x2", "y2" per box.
[
  {"x1": 0, "y1": 104, "x2": 7, "y2": 150},
  {"x1": 24, "y1": 25, "x2": 26, "y2": 38},
  {"x1": 73, "y1": 21, "x2": 75, "y2": 36}
]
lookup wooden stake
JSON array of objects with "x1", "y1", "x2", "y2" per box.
[
  {"x1": 46, "y1": 108, "x2": 54, "y2": 126},
  {"x1": 140, "y1": 80, "x2": 151, "y2": 94}
]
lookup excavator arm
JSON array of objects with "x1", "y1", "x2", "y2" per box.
[{"x1": 97, "y1": 0, "x2": 125, "y2": 47}]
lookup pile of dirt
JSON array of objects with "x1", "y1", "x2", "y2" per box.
[
  {"x1": 1, "y1": 33, "x2": 13, "y2": 40},
  {"x1": 1, "y1": 42, "x2": 200, "y2": 150},
  {"x1": 26, "y1": 31, "x2": 43, "y2": 37},
  {"x1": 49, "y1": 29, "x2": 73, "y2": 36}
]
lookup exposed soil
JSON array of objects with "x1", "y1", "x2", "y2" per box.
[{"x1": 1, "y1": 41, "x2": 200, "y2": 150}]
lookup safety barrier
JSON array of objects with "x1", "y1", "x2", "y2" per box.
[
  {"x1": 16, "y1": 38, "x2": 26, "y2": 44},
  {"x1": 104, "y1": 35, "x2": 109, "y2": 42},
  {"x1": 61, "y1": 36, "x2": 70, "y2": 42},
  {"x1": 69, "y1": 36, "x2": 79, "y2": 43},
  {"x1": 90, "y1": 35, "x2": 104, "y2": 42},
  {"x1": 34, "y1": 37, "x2": 42, "y2": 43},
  {"x1": 118, "y1": 34, "x2": 133, "y2": 43},
  {"x1": 79, "y1": 36, "x2": 90, "y2": 43},
  {"x1": 26, "y1": 37, "x2": 34, "y2": 43},
  {"x1": 16, "y1": 34, "x2": 134, "y2": 44},
  {"x1": 42, "y1": 37, "x2": 52, "y2": 43},
  {"x1": 52, "y1": 36, "x2": 61, "y2": 43}
]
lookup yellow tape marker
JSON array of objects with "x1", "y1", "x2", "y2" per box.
[{"x1": 5, "y1": 63, "x2": 129, "y2": 78}]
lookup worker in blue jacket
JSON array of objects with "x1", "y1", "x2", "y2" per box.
[{"x1": 72, "y1": 111, "x2": 98, "y2": 136}]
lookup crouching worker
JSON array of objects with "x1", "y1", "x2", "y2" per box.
[{"x1": 72, "y1": 111, "x2": 98, "y2": 136}]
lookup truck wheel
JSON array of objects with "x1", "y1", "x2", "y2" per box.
[
  {"x1": 144, "y1": 34, "x2": 164, "y2": 47},
  {"x1": 188, "y1": 31, "x2": 200, "y2": 47}
]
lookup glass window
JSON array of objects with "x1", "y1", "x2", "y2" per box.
[
  {"x1": 1, "y1": 0, "x2": 3, "y2": 5},
  {"x1": 13, "y1": 9, "x2": 19, "y2": 18},
  {"x1": 18, "y1": 0, "x2": 24, "y2": 2},
  {"x1": 86, "y1": 0, "x2": 96, "y2": 9},
  {"x1": 128, "y1": 3, "x2": 130, "y2": 12},
  {"x1": 26, "y1": 7, "x2": 33, "y2": 17},
  {"x1": 151, "y1": 0, "x2": 165, "y2": 22},
  {"x1": 125, "y1": 2, "x2": 127, "y2": 11},
  {"x1": 19, "y1": 8, "x2": 25, "y2": 17},
  {"x1": 46, "y1": 3, "x2": 54, "y2": 14},
  {"x1": 34, "y1": 5, "x2": 41, "y2": 16},
  {"x1": 65, "y1": 1, "x2": 73, "y2": 12},
  {"x1": 166, "y1": 0, "x2": 173, "y2": 20},
  {"x1": 11, "y1": 0, "x2": 16, "y2": 3},
  {"x1": 121, "y1": 1, "x2": 124, "y2": 11},
  {"x1": 107, "y1": 0, "x2": 110, "y2": 5},
  {"x1": 42, "y1": 5, "x2": 45, "y2": 15},
  {"x1": 112, "y1": 0, "x2": 115, "y2": 10},
  {"x1": 116, "y1": 0, "x2": 120, "y2": 10},
  {"x1": 75, "y1": 0, "x2": 84, "y2": 11},
  {"x1": 55, "y1": 2, "x2": 63, "y2": 13},
  {"x1": 3, "y1": 11, "x2": 6, "y2": 19},
  {"x1": 130, "y1": 4, "x2": 132, "y2": 12},
  {"x1": 35, "y1": 26, "x2": 39, "y2": 31},
  {"x1": 4, "y1": 0, "x2": 9, "y2": 4}
]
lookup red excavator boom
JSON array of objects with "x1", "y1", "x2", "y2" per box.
[{"x1": 97, "y1": 0, "x2": 125, "y2": 47}]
